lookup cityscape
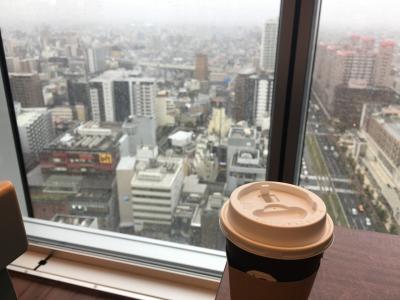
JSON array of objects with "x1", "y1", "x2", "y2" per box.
[{"x1": 2, "y1": 4, "x2": 400, "y2": 251}]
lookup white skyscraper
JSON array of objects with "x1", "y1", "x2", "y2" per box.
[
  {"x1": 260, "y1": 20, "x2": 278, "y2": 72},
  {"x1": 89, "y1": 70, "x2": 157, "y2": 123}
]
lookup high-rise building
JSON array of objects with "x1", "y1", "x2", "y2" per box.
[
  {"x1": 9, "y1": 73, "x2": 44, "y2": 107},
  {"x1": 259, "y1": 20, "x2": 278, "y2": 72},
  {"x1": 194, "y1": 54, "x2": 209, "y2": 81},
  {"x1": 86, "y1": 46, "x2": 109, "y2": 74},
  {"x1": 89, "y1": 70, "x2": 157, "y2": 123},
  {"x1": 67, "y1": 79, "x2": 89, "y2": 106},
  {"x1": 313, "y1": 37, "x2": 396, "y2": 121},
  {"x1": 254, "y1": 73, "x2": 274, "y2": 128},
  {"x1": 374, "y1": 40, "x2": 396, "y2": 88},
  {"x1": 233, "y1": 69, "x2": 257, "y2": 124},
  {"x1": 131, "y1": 147, "x2": 184, "y2": 230},
  {"x1": 16, "y1": 106, "x2": 54, "y2": 159}
]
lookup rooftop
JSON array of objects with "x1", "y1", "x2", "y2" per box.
[
  {"x1": 45, "y1": 122, "x2": 121, "y2": 152},
  {"x1": 90, "y1": 69, "x2": 155, "y2": 83},
  {"x1": 131, "y1": 157, "x2": 182, "y2": 189},
  {"x1": 17, "y1": 110, "x2": 47, "y2": 127},
  {"x1": 228, "y1": 125, "x2": 256, "y2": 140},
  {"x1": 52, "y1": 214, "x2": 97, "y2": 228},
  {"x1": 117, "y1": 156, "x2": 136, "y2": 171},
  {"x1": 183, "y1": 175, "x2": 207, "y2": 195},
  {"x1": 174, "y1": 204, "x2": 198, "y2": 219}
]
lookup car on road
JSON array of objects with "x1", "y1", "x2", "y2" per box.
[
  {"x1": 351, "y1": 208, "x2": 358, "y2": 216},
  {"x1": 365, "y1": 217, "x2": 372, "y2": 226},
  {"x1": 358, "y1": 204, "x2": 365, "y2": 213},
  {"x1": 323, "y1": 145, "x2": 328, "y2": 151}
]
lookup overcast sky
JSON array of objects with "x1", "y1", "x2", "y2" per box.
[{"x1": 0, "y1": 0, "x2": 399, "y2": 29}]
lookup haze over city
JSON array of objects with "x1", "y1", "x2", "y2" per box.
[{"x1": 1, "y1": 0, "x2": 400, "y2": 250}]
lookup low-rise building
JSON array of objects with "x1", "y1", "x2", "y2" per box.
[{"x1": 131, "y1": 151, "x2": 184, "y2": 231}]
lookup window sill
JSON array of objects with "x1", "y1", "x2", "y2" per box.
[
  {"x1": 215, "y1": 226, "x2": 400, "y2": 299},
  {"x1": 8, "y1": 217, "x2": 225, "y2": 299},
  {"x1": 10, "y1": 245, "x2": 218, "y2": 300}
]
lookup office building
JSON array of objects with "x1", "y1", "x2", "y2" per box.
[
  {"x1": 155, "y1": 91, "x2": 176, "y2": 127},
  {"x1": 332, "y1": 85, "x2": 394, "y2": 128},
  {"x1": 314, "y1": 37, "x2": 396, "y2": 122},
  {"x1": 208, "y1": 107, "x2": 233, "y2": 138},
  {"x1": 39, "y1": 121, "x2": 121, "y2": 175},
  {"x1": 89, "y1": 69, "x2": 157, "y2": 123},
  {"x1": 254, "y1": 73, "x2": 274, "y2": 128},
  {"x1": 374, "y1": 40, "x2": 396, "y2": 88},
  {"x1": 31, "y1": 122, "x2": 122, "y2": 230},
  {"x1": 86, "y1": 46, "x2": 109, "y2": 74},
  {"x1": 226, "y1": 124, "x2": 267, "y2": 194},
  {"x1": 50, "y1": 106, "x2": 74, "y2": 124},
  {"x1": 260, "y1": 20, "x2": 278, "y2": 72},
  {"x1": 193, "y1": 134, "x2": 219, "y2": 182},
  {"x1": 9, "y1": 73, "x2": 44, "y2": 107},
  {"x1": 16, "y1": 106, "x2": 54, "y2": 160},
  {"x1": 194, "y1": 54, "x2": 209, "y2": 81},
  {"x1": 233, "y1": 69, "x2": 257, "y2": 124},
  {"x1": 131, "y1": 148, "x2": 184, "y2": 230},
  {"x1": 67, "y1": 79, "x2": 90, "y2": 108}
]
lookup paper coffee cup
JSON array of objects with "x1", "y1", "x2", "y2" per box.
[{"x1": 220, "y1": 181, "x2": 334, "y2": 300}]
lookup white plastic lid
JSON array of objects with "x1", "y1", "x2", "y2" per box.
[{"x1": 220, "y1": 181, "x2": 334, "y2": 260}]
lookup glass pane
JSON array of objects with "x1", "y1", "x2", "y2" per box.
[
  {"x1": 300, "y1": 0, "x2": 399, "y2": 235},
  {"x1": 0, "y1": 0, "x2": 280, "y2": 251}
]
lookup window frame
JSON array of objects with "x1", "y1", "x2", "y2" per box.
[{"x1": 1, "y1": 0, "x2": 323, "y2": 280}]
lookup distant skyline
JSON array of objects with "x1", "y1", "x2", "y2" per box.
[{"x1": 0, "y1": 0, "x2": 399, "y2": 30}]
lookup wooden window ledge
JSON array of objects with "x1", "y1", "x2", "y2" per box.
[{"x1": 216, "y1": 226, "x2": 400, "y2": 299}]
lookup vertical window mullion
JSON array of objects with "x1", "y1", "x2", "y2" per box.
[
  {"x1": 0, "y1": 31, "x2": 33, "y2": 216},
  {"x1": 267, "y1": 0, "x2": 322, "y2": 184}
]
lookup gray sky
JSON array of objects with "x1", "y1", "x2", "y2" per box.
[{"x1": 0, "y1": 0, "x2": 399, "y2": 29}]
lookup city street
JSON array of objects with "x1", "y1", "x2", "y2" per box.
[{"x1": 300, "y1": 100, "x2": 374, "y2": 231}]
